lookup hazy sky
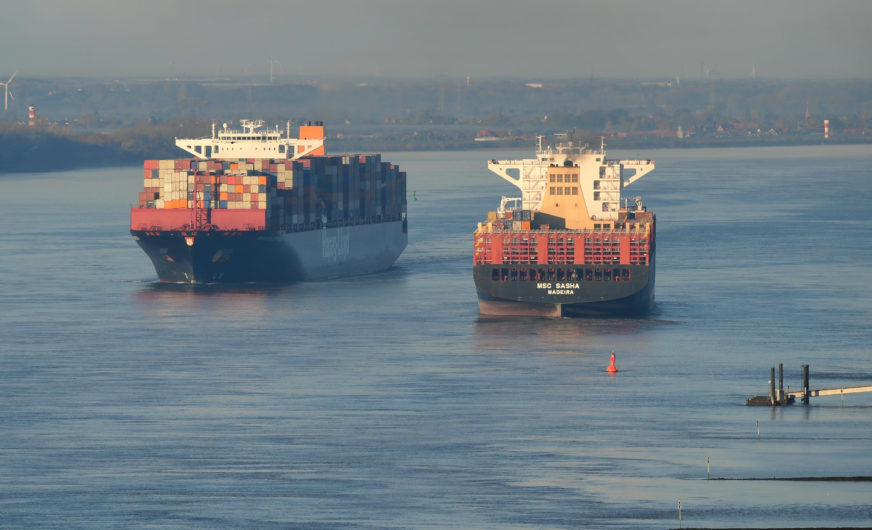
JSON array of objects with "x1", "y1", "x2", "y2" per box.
[{"x1": 1, "y1": 0, "x2": 870, "y2": 80}]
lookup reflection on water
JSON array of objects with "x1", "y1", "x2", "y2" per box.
[
  {"x1": 132, "y1": 282, "x2": 291, "y2": 319},
  {"x1": 473, "y1": 315, "x2": 665, "y2": 356}
]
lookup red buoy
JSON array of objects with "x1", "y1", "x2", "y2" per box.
[{"x1": 607, "y1": 352, "x2": 618, "y2": 373}]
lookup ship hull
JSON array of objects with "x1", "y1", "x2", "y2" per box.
[
  {"x1": 474, "y1": 251, "x2": 655, "y2": 318},
  {"x1": 131, "y1": 220, "x2": 407, "y2": 283}
]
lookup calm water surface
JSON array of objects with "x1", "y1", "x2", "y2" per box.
[{"x1": 1, "y1": 145, "x2": 871, "y2": 528}]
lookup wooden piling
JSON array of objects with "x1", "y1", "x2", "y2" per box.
[
  {"x1": 749, "y1": 363, "x2": 872, "y2": 406},
  {"x1": 802, "y1": 364, "x2": 810, "y2": 405},
  {"x1": 778, "y1": 363, "x2": 785, "y2": 405},
  {"x1": 769, "y1": 366, "x2": 776, "y2": 406}
]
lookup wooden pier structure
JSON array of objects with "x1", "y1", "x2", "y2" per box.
[{"x1": 746, "y1": 364, "x2": 872, "y2": 406}]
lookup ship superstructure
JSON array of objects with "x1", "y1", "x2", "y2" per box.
[
  {"x1": 473, "y1": 137, "x2": 656, "y2": 317},
  {"x1": 131, "y1": 120, "x2": 407, "y2": 283},
  {"x1": 174, "y1": 119, "x2": 326, "y2": 160}
]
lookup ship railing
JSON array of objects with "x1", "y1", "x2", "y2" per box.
[
  {"x1": 277, "y1": 213, "x2": 404, "y2": 232},
  {"x1": 483, "y1": 224, "x2": 648, "y2": 233},
  {"x1": 489, "y1": 159, "x2": 549, "y2": 166}
]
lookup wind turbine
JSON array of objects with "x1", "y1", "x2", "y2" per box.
[{"x1": 1, "y1": 72, "x2": 16, "y2": 111}]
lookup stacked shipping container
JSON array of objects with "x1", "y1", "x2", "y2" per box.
[
  {"x1": 473, "y1": 210, "x2": 653, "y2": 267},
  {"x1": 135, "y1": 155, "x2": 406, "y2": 232}
]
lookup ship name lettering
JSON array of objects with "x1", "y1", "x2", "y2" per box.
[
  {"x1": 536, "y1": 282, "x2": 580, "y2": 290},
  {"x1": 322, "y1": 228, "x2": 351, "y2": 264}
]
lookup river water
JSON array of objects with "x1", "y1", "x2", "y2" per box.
[{"x1": 1, "y1": 145, "x2": 871, "y2": 528}]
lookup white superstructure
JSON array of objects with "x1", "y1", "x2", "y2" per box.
[
  {"x1": 487, "y1": 136, "x2": 654, "y2": 221},
  {"x1": 175, "y1": 120, "x2": 325, "y2": 160}
]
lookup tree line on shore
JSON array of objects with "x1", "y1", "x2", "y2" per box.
[{"x1": 0, "y1": 76, "x2": 869, "y2": 171}]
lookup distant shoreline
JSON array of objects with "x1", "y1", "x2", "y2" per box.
[{"x1": 1, "y1": 129, "x2": 868, "y2": 174}]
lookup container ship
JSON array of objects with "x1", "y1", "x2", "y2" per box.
[
  {"x1": 473, "y1": 137, "x2": 656, "y2": 317},
  {"x1": 130, "y1": 120, "x2": 407, "y2": 283}
]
